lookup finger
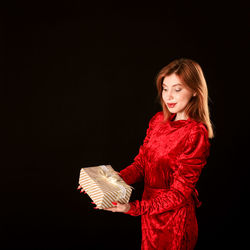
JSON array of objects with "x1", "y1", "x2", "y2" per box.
[
  {"x1": 114, "y1": 201, "x2": 123, "y2": 207},
  {"x1": 103, "y1": 207, "x2": 117, "y2": 212},
  {"x1": 77, "y1": 185, "x2": 82, "y2": 190}
]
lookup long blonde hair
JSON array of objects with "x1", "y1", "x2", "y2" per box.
[{"x1": 155, "y1": 58, "x2": 214, "y2": 138}]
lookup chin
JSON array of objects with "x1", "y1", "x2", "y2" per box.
[{"x1": 167, "y1": 108, "x2": 178, "y2": 113}]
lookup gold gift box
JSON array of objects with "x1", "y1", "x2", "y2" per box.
[{"x1": 79, "y1": 165, "x2": 133, "y2": 209}]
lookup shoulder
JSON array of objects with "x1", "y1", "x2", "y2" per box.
[
  {"x1": 148, "y1": 111, "x2": 163, "y2": 126},
  {"x1": 187, "y1": 120, "x2": 210, "y2": 149},
  {"x1": 189, "y1": 120, "x2": 208, "y2": 137}
]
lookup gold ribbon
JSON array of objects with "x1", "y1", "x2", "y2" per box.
[{"x1": 98, "y1": 165, "x2": 133, "y2": 199}]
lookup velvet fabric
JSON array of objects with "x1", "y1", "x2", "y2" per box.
[{"x1": 119, "y1": 111, "x2": 210, "y2": 250}]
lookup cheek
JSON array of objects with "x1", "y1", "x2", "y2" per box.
[{"x1": 177, "y1": 92, "x2": 192, "y2": 104}]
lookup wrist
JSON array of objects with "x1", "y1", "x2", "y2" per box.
[
  {"x1": 124, "y1": 200, "x2": 140, "y2": 216},
  {"x1": 125, "y1": 203, "x2": 131, "y2": 213},
  {"x1": 123, "y1": 203, "x2": 132, "y2": 214}
]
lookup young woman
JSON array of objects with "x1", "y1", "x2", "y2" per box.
[{"x1": 79, "y1": 58, "x2": 213, "y2": 249}]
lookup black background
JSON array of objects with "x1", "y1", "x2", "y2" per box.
[{"x1": 2, "y1": 1, "x2": 249, "y2": 249}]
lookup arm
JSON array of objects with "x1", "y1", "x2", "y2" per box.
[
  {"x1": 119, "y1": 112, "x2": 161, "y2": 185},
  {"x1": 125, "y1": 125, "x2": 210, "y2": 216}
]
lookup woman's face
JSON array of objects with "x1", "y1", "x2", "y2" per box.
[{"x1": 162, "y1": 74, "x2": 194, "y2": 120}]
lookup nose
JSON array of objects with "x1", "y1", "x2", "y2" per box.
[{"x1": 165, "y1": 90, "x2": 174, "y2": 101}]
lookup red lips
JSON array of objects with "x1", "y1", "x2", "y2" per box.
[{"x1": 167, "y1": 103, "x2": 176, "y2": 108}]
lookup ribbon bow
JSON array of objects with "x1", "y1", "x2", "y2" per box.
[{"x1": 98, "y1": 165, "x2": 133, "y2": 199}]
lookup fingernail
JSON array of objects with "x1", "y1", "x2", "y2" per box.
[
  {"x1": 91, "y1": 202, "x2": 95, "y2": 204},
  {"x1": 112, "y1": 202, "x2": 117, "y2": 205},
  {"x1": 77, "y1": 186, "x2": 81, "y2": 190},
  {"x1": 94, "y1": 207, "x2": 99, "y2": 209}
]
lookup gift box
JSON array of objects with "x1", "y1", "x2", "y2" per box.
[{"x1": 79, "y1": 165, "x2": 133, "y2": 209}]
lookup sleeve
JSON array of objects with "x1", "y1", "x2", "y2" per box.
[
  {"x1": 125, "y1": 125, "x2": 210, "y2": 216},
  {"x1": 119, "y1": 112, "x2": 161, "y2": 185}
]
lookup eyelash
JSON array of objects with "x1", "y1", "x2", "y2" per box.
[{"x1": 162, "y1": 88, "x2": 182, "y2": 92}]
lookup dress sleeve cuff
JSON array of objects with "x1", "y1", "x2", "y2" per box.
[{"x1": 124, "y1": 201, "x2": 140, "y2": 216}]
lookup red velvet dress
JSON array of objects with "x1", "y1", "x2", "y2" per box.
[{"x1": 119, "y1": 111, "x2": 210, "y2": 250}]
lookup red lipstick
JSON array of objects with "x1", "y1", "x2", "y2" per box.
[{"x1": 167, "y1": 103, "x2": 176, "y2": 108}]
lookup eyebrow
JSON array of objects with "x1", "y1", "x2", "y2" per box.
[{"x1": 162, "y1": 83, "x2": 182, "y2": 87}]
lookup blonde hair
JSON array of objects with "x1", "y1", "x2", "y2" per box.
[{"x1": 155, "y1": 58, "x2": 214, "y2": 138}]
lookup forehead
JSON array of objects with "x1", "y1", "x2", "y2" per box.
[{"x1": 162, "y1": 74, "x2": 183, "y2": 86}]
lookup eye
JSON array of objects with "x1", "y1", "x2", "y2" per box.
[
  {"x1": 175, "y1": 88, "x2": 182, "y2": 92},
  {"x1": 162, "y1": 88, "x2": 167, "y2": 92}
]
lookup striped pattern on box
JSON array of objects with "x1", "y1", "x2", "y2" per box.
[{"x1": 79, "y1": 165, "x2": 132, "y2": 209}]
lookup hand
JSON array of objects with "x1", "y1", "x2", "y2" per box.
[{"x1": 103, "y1": 201, "x2": 131, "y2": 213}]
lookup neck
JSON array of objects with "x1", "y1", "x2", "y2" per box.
[{"x1": 174, "y1": 112, "x2": 188, "y2": 121}]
